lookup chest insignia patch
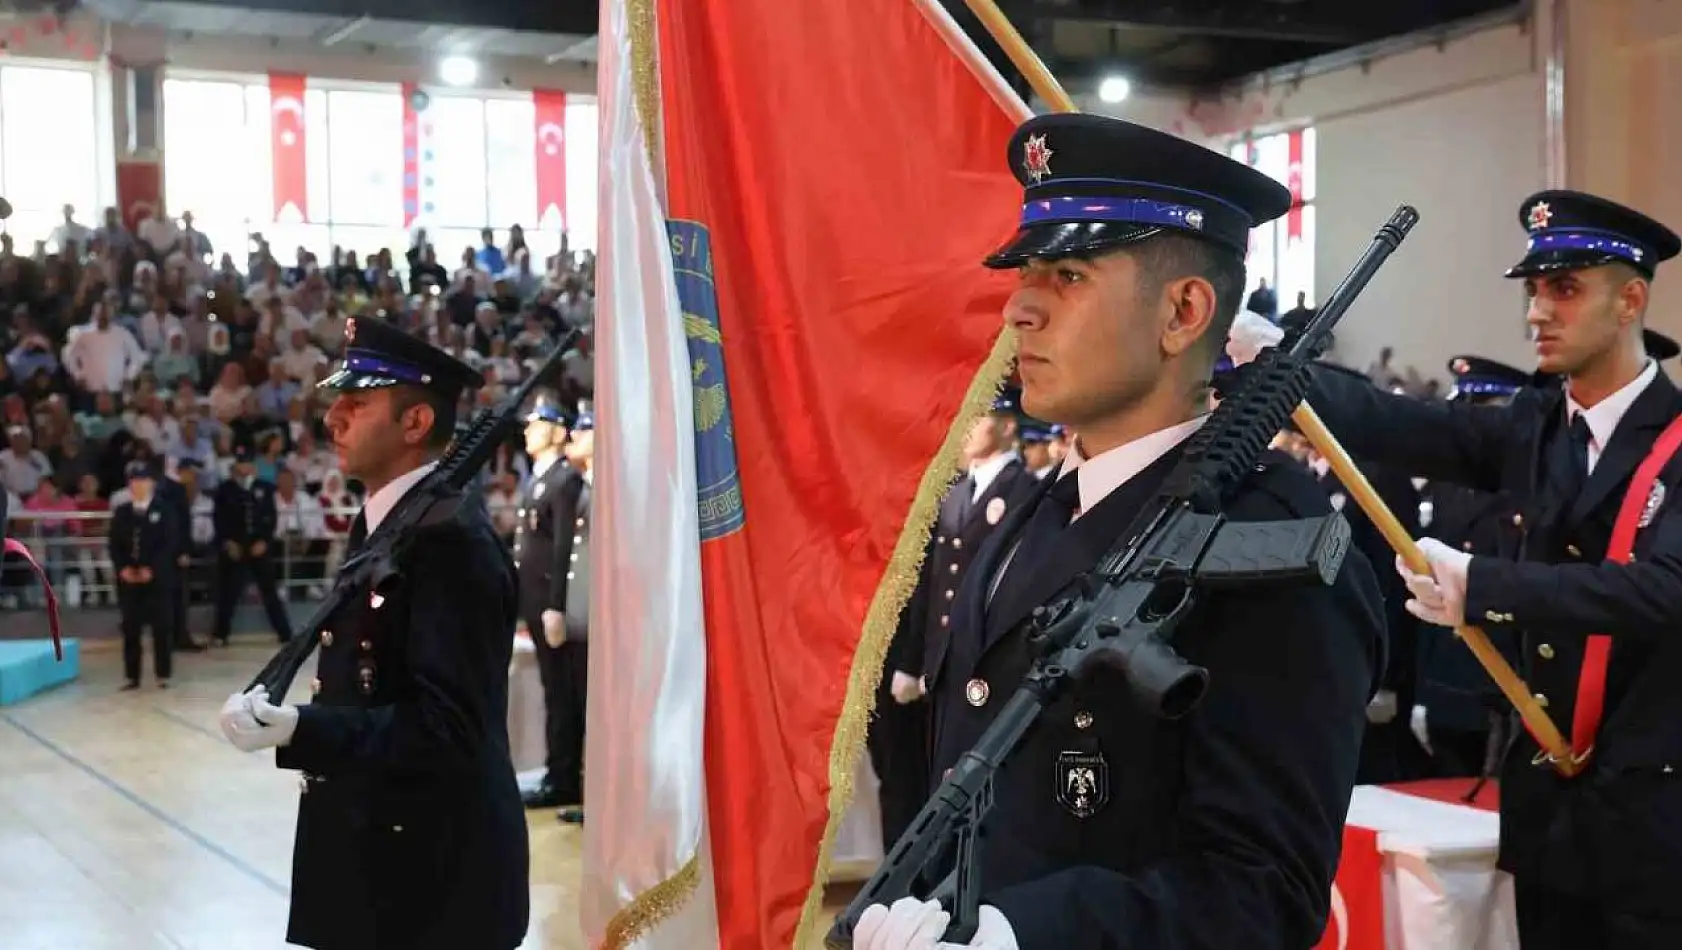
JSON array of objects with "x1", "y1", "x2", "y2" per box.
[
  {"x1": 1054, "y1": 749, "x2": 1109, "y2": 819},
  {"x1": 1639, "y1": 480, "x2": 1666, "y2": 529},
  {"x1": 985, "y1": 496, "x2": 1007, "y2": 525}
]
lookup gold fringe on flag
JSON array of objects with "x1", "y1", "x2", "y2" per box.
[{"x1": 794, "y1": 330, "x2": 1018, "y2": 946}]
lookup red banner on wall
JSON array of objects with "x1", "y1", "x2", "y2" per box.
[
  {"x1": 1286, "y1": 128, "x2": 1305, "y2": 242},
  {"x1": 533, "y1": 88, "x2": 567, "y2": 232},
  {"x1": 269, "y1": 72, "x2": 308, "y2": 222},
  {"x1": 1313, "y1": 824, "x2": 1386, "y2": 950},
  {"x1": 402, "y1": 82, "x2": 421, "y2": 228},
  {"x1": 115, "y1": 159, "x2": 161, "y2": 233}
]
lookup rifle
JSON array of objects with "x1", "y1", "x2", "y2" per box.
[
  {"x1": 825, "y1": 206, "x2": 1418, "y2": 946},
  {"x1": 244, "y1": 327, "x2": 586, "y2": 698}
]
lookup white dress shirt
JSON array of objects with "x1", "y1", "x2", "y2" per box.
[
  {"x1": 1566, "y1": 358, "x2": 1658, "y2": 475},
  {"x1": 363, "y1": 462, "x2": 439, "y2": 533},
  {"x1": 1058, "y1": 415, "x2": 1210, "y2": 519},
  {"x1": 968, "y1": 451, "x2": 1018, "y2": 502}
]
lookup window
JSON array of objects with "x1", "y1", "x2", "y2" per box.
[
  {"x1": 0, "y1": 64, "x2": 101, "y2": 251},
  {"x1": 1229, "y1": 127, "x2": 1315, "y2": 316},
  {"x1": 162, "y1": 76, "x2": 599, "y2": 271}
]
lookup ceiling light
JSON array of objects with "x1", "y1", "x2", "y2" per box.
[
  {"x1": 440, "y1": 55, "x2": 478, "y2": 87},
  {"x1": 1098, "y1": 75, "x2": 1131, "y2": 104}
]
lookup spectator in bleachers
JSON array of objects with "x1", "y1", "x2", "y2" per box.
[{"x1": 65, "y1": 302, "x2": 146, "y2": 397}]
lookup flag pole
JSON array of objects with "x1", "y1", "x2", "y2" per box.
[{"x1": 959, "y1": 0, "x2": 1579, "y2": 776}]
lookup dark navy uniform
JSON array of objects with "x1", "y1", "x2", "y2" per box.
[
  {"x1": 869, "y1": 390, "x2": 1039, "y2": 853},
  {"x1": 274, "y1": 314, "x2": 528, "y2": 949},
  {"x1": 1299, "y1": 191, "x2": 1682, "y2": 950},
  {"x1": 513, "y1": 393, "x2": 590, "y2": 810},
  {"x1": 110, "y1": 460, "x2": 181, "y2": 688},
  {"x1": 918, "y1": 115, "x2": 1385, "y2": 949},
  {"x1": 211, "y1": 445, "x2": 294, "y2": 645}
]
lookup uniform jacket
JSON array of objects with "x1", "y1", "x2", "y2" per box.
[
  {"x1": 155, "y1": 476, "x2": 191, "y2": 575},
  {"x1": 928, "y1": 446, "x2": 1385, "y2": 950},
  {"x1": 1305, "y1": 365, "x2": 1682, "y2": 899},
  {"x1": 273, "y1": 491, "x2": 528, "y2": 950},
  {"x1": 108, "y1": 499, "x2": 181, "y2": 576},
  {"x1": 1318, "y1": 462, "x2": 1421, "y2": 701},
  {"x1": 900, "y1": 456, "x2": 1038, "y2": 682},
  {"x1": 512, "y1": 458, "x2": 588, "y2": 637},
  {"x1": 213, "y1": 477, "x2": 279, "y2": 547}
]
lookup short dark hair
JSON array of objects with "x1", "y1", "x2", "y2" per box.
[
  {"x1": 1129, "y1": 232, "x2": 1247, "y2": 366},
  {"x1": 389, "y1": 385, "x2": 458, "y2": 450}
]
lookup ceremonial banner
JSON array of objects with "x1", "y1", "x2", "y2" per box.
[
  {"x1": 268, "y1": 72, "x2": 308, "y2": 222},
  {"x1": 1313, "y1": 824, "x2": 1385, "y2": 950},
  {"x1": 533, "y1": 89, "x2": 568, "y2": 232},
  {"x1": 584, "y1": 0, "x2": 1028, "y2": 945}
]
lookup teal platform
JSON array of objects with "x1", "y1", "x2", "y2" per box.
[{"x1": 0, "y1": 639, "x2": 80, "y2": 706}]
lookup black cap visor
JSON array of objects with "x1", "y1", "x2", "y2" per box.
[
  {"x1": 316, "y1": 367, "x2": 405, "y2": 392},
  {"x1": 984, "y1": 221, "x2": 1163, "y2": 269}
]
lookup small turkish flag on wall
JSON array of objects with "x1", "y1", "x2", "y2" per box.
[
  {"x1": 269, "y1": 72, "x2": 308, "y2": 222},
  {"x1": 533, "y1": 89, "x2": 567, "y2": 232}
]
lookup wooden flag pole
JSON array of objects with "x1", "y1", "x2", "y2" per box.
[{"x1": 961, "y1": 0, "x2": 1580, "y2": 776}]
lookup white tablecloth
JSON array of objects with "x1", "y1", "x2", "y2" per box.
[{"x1": 1346, "y1": 784, "x2": 1518, "y2": 950}]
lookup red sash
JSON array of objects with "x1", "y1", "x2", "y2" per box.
[
  {"x1": 4, "y1": 537, "x2": 62, "y2": 659},
  {"x1": 1565, "y1": 413, "x2": 1682, "y2": 760}
]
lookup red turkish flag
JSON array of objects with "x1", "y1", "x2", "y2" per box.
[
  {"x1": 533, "y1": 89, "x2": 567, "y2": 231},
  {"x1": 1313, "y1": 824, "x2": 1386, "y2": 950},
  {"x1": 269, "y1": 72, "x2": 308, "y2": 222},
  {"x1": 1286, "y1": 128, "x2": 1305, "y2": 242}
]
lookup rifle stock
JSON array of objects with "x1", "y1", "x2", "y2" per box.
[{"x1": 243, "y1": 328, "x2": 585, "y2": 698}]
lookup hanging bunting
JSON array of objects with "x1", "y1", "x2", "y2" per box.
[
  {"x1": 268, "y1": 72, "x2": 309, "y2": 222},
  {"x1": 533, "y1": 88, "x2": 568, "y2": 232}
]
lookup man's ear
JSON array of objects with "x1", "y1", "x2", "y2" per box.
[
  {"x1": 401, "y1": 400, "x2": 436, "y2": 447},
  {"x1": 1617, "y1": 274, "x2": 1650, "y2": 328},
  {"x1": 1161, "y1": 276, "x2": 1218, "y2": 358}
]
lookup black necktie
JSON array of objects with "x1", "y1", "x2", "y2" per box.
[
  {"x1": 1551, "y1": 413, "x2": 1593, "y2": 501},
  {"x1": 993, "y1": 471, "x2": 1082, "y2": 603}
]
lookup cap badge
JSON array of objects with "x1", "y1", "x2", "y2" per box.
[
  {"x1": 1527, "y1": 201, "x2": 1553, "y2": 231},
  {"x1": 1022, "y1": 133, "x2": 1053, "y2": 184},
  {"x1": 1184, "y1": 209, "x2": 1205, "y2": 231}
]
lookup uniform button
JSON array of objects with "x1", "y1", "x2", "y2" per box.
[
  {"x1": 1538, "y1": 643, "x2": 1555, "y2": 659},
  {"x1": 944, "y1": 589, "x2": 955, "y2": 600},
  {"x1": 943, "y1": 768, "x2": 954, "y2": 781},
  {"x1": 939, "y1": 614, "x2": 949, "y2": 628},
  {"x1": 964, "y1": 678, "x2": 990, "y2": 706},
  {"x1": 937, "y1": 535, "x2": 946, "y2": 545},
  {"x1": 392, "y1": 825, "x2": 403, "y2": 833},
  {"x1": 566, "y1": 571, "x2": 576, "y2": 580},
  {"x1": 1567, "y1": 544, "x2": 1582, "y2": 558},
  {"x1": 948, "y1": 564, "x2": 958, "y2": 574},
  {"x1": 310, "y1": 677, "x2": 322, "y2": 695},
  {"x1": 319, "y1": 629, "x2": 333, "y2": 647},
  {"x1": 952, "y1": 538, "x2": 962, "y2": 550},
  {"x1": 1484, "y1": 609, "x2": 1513, "y2": 623},
  {"x1": 1462, "y1": 541, "x2": 1473, "y2": 551},
  {"x1": 576, "y1": 517, "x2": 585, "y2": 528},
  {"x1": 570, "y1": 553, "x2": 580, "y2": 562},
  {"x1": 1512, "y1": 513, "x2": 1524, "y2": 527},
  {"x1": 1074, "y1": 711, "x2": 1094, "y2": 730},
  {"x1": 573, "y1": 534, "x2": 583, "y2": 543},
  {"x1": 360, "y1": 639, "x2": 372, "y2": 651},
  {"x1": 1534, "y1": 693, "x2": 1549, "y2": 708}
]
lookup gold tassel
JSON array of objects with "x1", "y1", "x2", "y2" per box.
[
  {"x1": 598, "y1": 854, "x2": 704, "y2": 950},
  {"x1": 793, "y1": 330, "x2": 1018, "y2": 945}
]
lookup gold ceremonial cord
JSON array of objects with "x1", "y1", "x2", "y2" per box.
[
  {"x1": 595, "y1": 1, "x2": 707, "y2": 948},
  {"x1": 953, "y1": 0, "x2": 1577, "y2": 776}
]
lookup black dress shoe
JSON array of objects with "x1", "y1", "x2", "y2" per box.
[{"x1": 522, "y1": 782, "x2": 581, "y2": 809}]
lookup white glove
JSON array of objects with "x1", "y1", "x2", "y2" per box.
[
  {"x1": 1225, "y1": 310, "x2": 1284, "y2": 366},
  {"x1": 541, "y1": 609, "x2": 566, "y2": 648},
  {"x1": 891, "y1": 671, "x2": 924, "y2": 705},
  {"x1": 855, "y1": 898, "x2": 950, "y2": 950},
  {"x1": 1411, "y1": 704, "x2": 1434, "y2": 755},
  {"x1": 220, "y1": 686, "x2": 299, "y2": 752},
  {"x1": 1366, "y1": 688, "x2": 1398, "y2": 725},
  {"x1": 938, "y1": 906, "x2": 1018, "y2": 950},
  {"x1": 1395, "y1": 538, "x2": 1472, "y2": 627}
]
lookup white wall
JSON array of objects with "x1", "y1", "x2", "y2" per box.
[{"x1": 1077, "y1": 21, "x2": 1547, "y2": 383}]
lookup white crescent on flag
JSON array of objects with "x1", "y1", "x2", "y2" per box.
[
  {"x1": 272, "y1": 95, "x2": 304, "y2": 120},
  {"x1": 538, "y1": 121, "x2": 565, "y2": 156}
]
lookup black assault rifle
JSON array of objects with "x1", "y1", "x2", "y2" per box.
[
  {"x1": 826, "y1": 206, "x2": 1418, "y2": 946},
  {"x1": 244, "y1": 327, "x2": 586, "y2": 699}
]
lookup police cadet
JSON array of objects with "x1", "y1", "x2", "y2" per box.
[
  {"x1": 513, "y1": 389, "x2": 589, "y2": 814},
  {"x1": 110, "y1": 459, "x2": 181, "y2": 689},
  {"x1": 556, "y1": 405, "x2": 594, "y2": 826},
  {"x1": 216, "y1": 314, "x2": 528, "y2": 950},
  {"x1": 211, "y1": 444, "x2": 294, "y2": 645},
  {"x1": 868, "y1": 388, "x2": 1039, "y2": 854},
  {"x1": 1017, "y1": 419, "x2": 1056, "y2": 479},
  {"x1": 1409, "y1": 356, "x2": 1530, "y2": 779},
  {"x1": 855, "y1": 115, "x2": 1384, "y2": 950},
  {"x1": 1231, "y1": 190, "x2": 1682, "y2": 949}
]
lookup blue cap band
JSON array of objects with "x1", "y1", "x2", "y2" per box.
[
  {"x1": 344, "y1": 350, "x2": 431, "y2": 384},
  {"x1": 528, "y1": 406, "x2": 570, "y2": 424},
  {"x1": 1020, "y1": 195, "x2": 1214, "y2": 233},
  {"x1": 1453, "y1": 379, "x2": 1521, "y2": 397},
  {"x1": 1527, "y1": 228, "x2": 1653, "y2": 268}
]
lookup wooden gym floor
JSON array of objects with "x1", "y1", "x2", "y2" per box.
[{"x1": 0, "y1": 637, "x2": 855, "y2": 949}]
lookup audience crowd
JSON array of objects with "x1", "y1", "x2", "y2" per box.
[{"x1": 0, "y1": 203, "x2": 595, "y2": 607}]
